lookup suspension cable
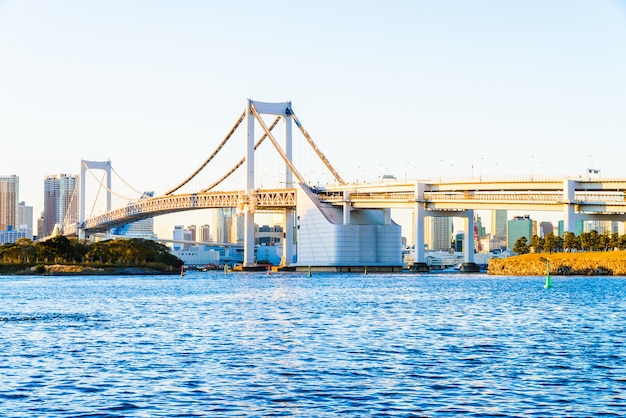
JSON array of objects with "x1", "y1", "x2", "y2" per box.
[
  {"x1": 82, "y1": 161, "x2": 136, "y2": 201},
  {"x1": 201, "y1": 115, "x2": 281, "y2": 192},
  {"x1": 89, "y1": 171, "x2": 106, "y2": 218},
  {"x1": 111, "y1": 165, "x2": 143, "y2": 196},
  {"x1": 165, "y1": 111, "x2": 246, "y2": 195},
  {"x1": 287, "y1": 106, "x2": 345, "y2": 185}
]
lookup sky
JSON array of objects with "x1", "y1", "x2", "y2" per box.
[{"x1": 1, "y1": 0, "x2": 626, "y2": 240}]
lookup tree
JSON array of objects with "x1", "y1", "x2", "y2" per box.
[
  {"x1": 562, "y1": 232, "x2": 578, "y2": 252},
  {"x1": 529, "y1": 234, "x2": 543, "y2": 253},
  {"x1": 512, "y1": 236, "x2": 529, "y2": 254},
  {"x1": 543, "y1": 232, "x2": 559, "y2": 254}
]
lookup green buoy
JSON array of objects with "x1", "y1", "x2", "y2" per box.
[{"x1": 540, "y1": 257, "x2": 552, "y2": 289}]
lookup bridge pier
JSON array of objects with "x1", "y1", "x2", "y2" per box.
[{"x1": 562, "y1": 179, "x2": 580, "y2": 233}]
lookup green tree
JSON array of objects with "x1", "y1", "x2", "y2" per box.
[
  {"x1": 543, "y1": 232, "x2": 559, "y2": 254},
  {"x1": 512, "y1": 236, "x2": 529, "y2": 254},
  {"x1": 562, "y1": 232, "x2": 579, "y2": 252},
  {"x1": 529, "y1": 234, "x2": 544, "y2": 253}
]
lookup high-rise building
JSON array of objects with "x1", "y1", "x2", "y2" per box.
[
  {"x1": 43, "y1": 174, "x2": 78, "y2": 237},
  {"x1": 491, "y1": 210, "x2": 507, "y2": 241},
  {"x1": 0, "y1": 175, "x2": 19, "y2": 231},
  {"x1": 17, "y1": 201, "x2": 33, "y2": 231},
  {"x1": 200, "y1": 224, "x2": 211, "y2": 242},
  {"x1": 228, "y1": 214, "x2": 245, "y2": 244},
  {"x1": 507, "y1": 215, "x2": 533, "y2": 250},
  {"x1": 187, "y1": 225, "x2": 197, "y2": 242},
  {"x1": 425, "y1": 216, "x2": 452, "y2": 251},
  {"x1": 539, "y1": 221, "x2": 553, "y2": 238},
  {"x1": 16, "y1": 201, "x2": 33, "y2": 239},
  {"x1": 213, "y1": 208, "x2": 234, "y2": 243}
]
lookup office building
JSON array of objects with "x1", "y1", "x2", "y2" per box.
[
  {"x1": 425, "y1": 216, "x2": 452, "y2": 251},
  {"x1": 507, "y1": 215, "x2": 533, "y2": 250},
  {"x1": 200, "y1": 224, "x2": 211, "y2": 242},
  {"x1": 213, "y1": 208, "x2": 235, "y2": 243},
  {"x1": 0, "y1": 175, "x2": 19, "y2": 231},
  {"x1": 491, "y1": 210, "x2": 507, "y2": 241},
  {"x1": 43, "y1": 174, "x2": 78, "y2": 237}
]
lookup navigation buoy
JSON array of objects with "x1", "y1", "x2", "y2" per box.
[
  {"x1": 308, "y1": 266, "x2": 312, "y2": 277},
  {"x1": 540, "y1": 257, "x2": 552, "y2": 289},
  {"x1": 224, "y1": 264, "x2": 229, "y2": 274},
  {"x1": 364, "y1": 265, "x2": 368, "y2": 275},
  {"x1": 544, "y1": 273, "x2": 552, "y2": 289},
  {"x1": 267, "y1": 265, "x2": 271, "y2": 275}
]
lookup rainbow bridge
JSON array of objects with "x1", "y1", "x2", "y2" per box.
[{"x1": 61, "y1": 100, "x2": 626, "y2": 271}]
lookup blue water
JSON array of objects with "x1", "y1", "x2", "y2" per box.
[{"x1": 1, "y1": 272, "x2": 625, "y2": 417}]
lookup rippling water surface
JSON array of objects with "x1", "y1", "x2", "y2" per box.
[{"x1": 1, "y1": 272, "x2": 625, "y2": 416}]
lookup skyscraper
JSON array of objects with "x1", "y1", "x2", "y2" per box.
[
  {"x1": 491, "y1": 209, "x2": 507, "y2": 241},
  {"x1": 0, "y1": 175, "x2": 18, "y2": 231},
  {"x1": 424, "y1": 216, "x2": 452, "y2": 251},
  {"x1": 200, "y1": 224, "x2": 211, "y2": 242},
  {"x1": 213, "y1": 207, "x2": 235, "y2": 243},
  {"x1": 43, "y1": 174, "x2": 78, "y2": 237}
]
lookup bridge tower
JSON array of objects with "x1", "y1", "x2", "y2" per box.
[
  {"x1": 245, "y1": 100, "x2": 295, "y2": 267},
  {"x1": 79, "y1": 160, "x2": 112, "y2": 240}
]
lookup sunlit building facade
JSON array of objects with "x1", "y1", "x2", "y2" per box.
[{"x1": 43, "y1": 174, "x2": 78, "y2": 237}]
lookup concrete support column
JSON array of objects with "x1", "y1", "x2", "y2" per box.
[
  {"x1": 282, "y1": 106, "x2": 293, "y2": 266},
  {"x1": 563, "y1": 179, "x2": 578, "y2": 233},
  {"x1": 414, "y1": 182, "x2": 426, "y2": 264},
  {"x1": 244, "y1": 100, "x2": 256, "y2": 267},
  {"x1": 464, "y1": 210, "x2": 475, "y2": 263},
  {"x1": 283, "y1": 209, "x2": 294, "y2": 266}
]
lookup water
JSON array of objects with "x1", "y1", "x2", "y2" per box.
[{"x1": 1, "y1": 272, "x2": 625, "y2": 417}]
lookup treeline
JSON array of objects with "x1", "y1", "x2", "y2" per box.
[
  {"x1": 512, "y1": 231, "x2": 626, "y2": 255},
  {"x1": 0, "y1": 236, "x2": 183, "y2": 268}
]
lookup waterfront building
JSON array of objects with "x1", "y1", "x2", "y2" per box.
[
  {"x1": 507, "y1": 215, "x2": 533, "y2": 249},
  {"x1": 43, "y1": 174, "x2": 78, "y2": 237},
  {"x1": 491, "y1": 209, "x2": 507, "y2": 241},
  {"x1": 257, "y1": 224, "x2": 283, "y2": 246},
  {"x1": 0, "y1": 225, "x2": 31, "y2": 245},
  {"x1": 0, "y1": 175, "x2": 19, "y2": 231}
]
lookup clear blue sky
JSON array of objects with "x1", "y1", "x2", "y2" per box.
[{"x1": 1, "y1": 1, "x2": 625, "y2": 238}]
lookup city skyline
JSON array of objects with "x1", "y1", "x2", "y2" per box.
[{"x1": 2, "y1": 1, "x2": 625, "y2": 238}]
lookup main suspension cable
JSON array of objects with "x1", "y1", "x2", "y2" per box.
[
  {"x1": 165, "y1": 111, "x2": 246, "y2": 195},
  {"x1": 201, "y1": 115, "x2": 281, "y2": 192}
]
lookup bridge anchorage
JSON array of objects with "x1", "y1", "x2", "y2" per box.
[{"x1": 66, "y1": 99, "x2": 626, "y2": 272}]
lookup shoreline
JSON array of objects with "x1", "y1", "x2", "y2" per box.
[{"x1": 488, "y1": 251, "x2": 626, "y2": 276}]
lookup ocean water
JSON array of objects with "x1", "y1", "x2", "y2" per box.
[{"x1": 1, "y1": 271, "x2": 625, "y2": 417}]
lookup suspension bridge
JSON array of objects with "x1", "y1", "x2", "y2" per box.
[{"x1": 59, "y1": 99, "x2": 626, "y2": 271}]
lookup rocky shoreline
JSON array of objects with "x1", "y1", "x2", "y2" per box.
[
  {"x1": 488, "y1": 252, "x2": 626, "y2": 276},
  {"x1": 2, "y1": 264, "x2": 180, "y2": 276}
]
